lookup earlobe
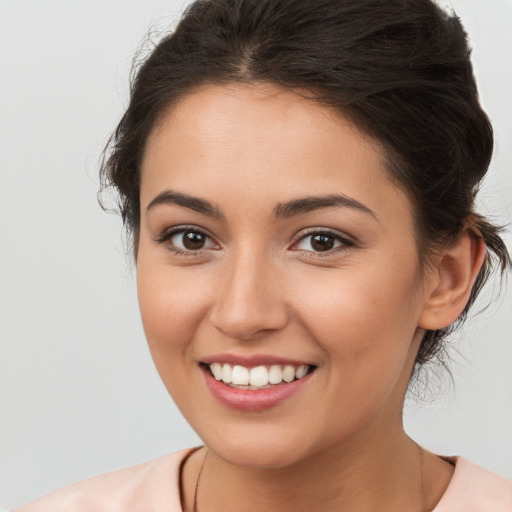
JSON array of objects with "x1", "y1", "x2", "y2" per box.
[{"x1": 419, "y1": 232, "x2": 486, "y2": 330}]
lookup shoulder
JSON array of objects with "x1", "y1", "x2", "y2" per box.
[
  {"x1": 434, "y1": 457, "x2": 512, "y2": 512},
  {"x1": 14, "y1": 448, "x2": 194, "y2": 512}
]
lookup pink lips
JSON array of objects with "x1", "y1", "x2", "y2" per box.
[{"x1": 199, "y1": 354, "x2": 314, "y2": 412}]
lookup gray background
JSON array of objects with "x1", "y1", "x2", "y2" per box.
[{"x1": 1, "y1": 0, "x2": 511, "y2": 509}]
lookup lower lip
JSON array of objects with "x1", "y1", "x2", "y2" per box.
[{"x1": 201, "y1": 366, "x2": 313, "y2": 412}]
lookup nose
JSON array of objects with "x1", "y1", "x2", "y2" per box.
[{"x1": 208, "y1": 250, "x2": 289, "y2": 341}]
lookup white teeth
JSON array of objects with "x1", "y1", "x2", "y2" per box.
[
  {"x1": 282, "y1": 365, "x2": 295, "y2": 383},
  {"x1": 209, "y1": 362, "x2": 311, "y2": 388},
  {"x1": 221, "y1": 364, "x2": 233, "y2": 383},
  {"x1": 210, "y1": 362, "x2": 222, "y2": 380},
  {"x1": 249, "y1": 366, "x2": 269, "y2": 386},
  {"x1": 231, "y1": 365, "x2": 250, "y2": 385},
  {"x1": 295, "y1": 365, "x2": 308, "y2": 379},
  {"x1": 268, "y1": 365, "x2": 283, "y2": 384}
]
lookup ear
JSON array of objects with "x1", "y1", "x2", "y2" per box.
[{"x1": 419, "y1": 232, "x2": 486, "y2": 330}]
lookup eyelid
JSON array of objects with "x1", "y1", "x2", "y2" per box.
[
  {"x1": 154, "y1": 225, "x2": 220, "y2": 253},
  {"x1": 290, "y1": 227, "x2": 355, "y2": 254},
  {"x1": 155, "y1": 225, "x2": 207, "y2": 242},
  {"x1": 154, "y1": 225, "x2": 354, "y2": 257}
]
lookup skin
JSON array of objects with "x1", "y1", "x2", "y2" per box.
[{"x1": 137, "y1": 83, "x2": 484, "y2": 511}]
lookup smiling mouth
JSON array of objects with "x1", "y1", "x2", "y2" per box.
[{"x1": 201, "y1": 362, "x2": 316, "y2": 390}]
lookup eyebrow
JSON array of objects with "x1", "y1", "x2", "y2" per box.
[
  {"x1": 147, "y1": 190, "x2": 225, "y2": 220},
  {"x1": 146, "y1": 189, "x2": 377, "y2": 221},
  {"x1": 272, "y1": 194, "x2": 377, "y2": 220}
]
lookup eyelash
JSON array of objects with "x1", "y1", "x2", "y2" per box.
[
  {"x1": 155, "y1": 226, "x2": 217, "y2": 257},
  {"x1": 292, "y1": 228, "x2": 354, "y2": 258},
  {"x1": 155, "y1": 226, "x2": 355, "y2": 257}
]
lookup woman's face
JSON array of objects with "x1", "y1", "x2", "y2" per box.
[{"x1": 137, "y1": 83, "x2": 434, "y2": 468}]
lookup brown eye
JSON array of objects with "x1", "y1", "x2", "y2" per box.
[
  {"x1": 310, "y1": 234, "x2": 335, "y2": 251},
  {"x1": 182, "y1": 231, "x2": 206, "y2": 250},
  {"x1": 161, "y1": 227, "x2": 217, "y2": 253},
  {"x1": 293, "y1": 230, "x2": 353, "y2": 254}
]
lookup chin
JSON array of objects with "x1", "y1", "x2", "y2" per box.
[
  {"x1": 208, "y1": 438, "x2": 308, "y2": 469},
  {"x1": 193, "y1": 420, "x2": 325, "y2": 469}
]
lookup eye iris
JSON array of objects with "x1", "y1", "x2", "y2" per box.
[
  {"x1": 311, "y1": 234, "x2": 334, "y2": 251},
  {"x1": 183, "y1": 231, "x2": 205, "y2": 250}
]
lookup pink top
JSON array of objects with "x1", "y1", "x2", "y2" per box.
[{"x1": 15, "y1": 449, "x2": 512, "y2": 512}]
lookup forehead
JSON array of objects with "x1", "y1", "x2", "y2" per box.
[{"x1": 140, "y1": 83, "x2": 411, "y2": 224}]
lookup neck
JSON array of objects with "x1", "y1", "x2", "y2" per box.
[{"x1": 184, "y1": 427, "x2": 453, "y2": 512}]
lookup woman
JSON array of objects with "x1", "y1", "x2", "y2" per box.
[{"x1": 16, "y1": 0, "x2": 512, "y2": 510}]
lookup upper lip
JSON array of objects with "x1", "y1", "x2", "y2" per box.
[{"x1": 200, "y1": 353, "x2": 315, "y2": 368}]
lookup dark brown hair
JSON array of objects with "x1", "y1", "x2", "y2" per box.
[{"x1": 100, "y1": 0, "x2": 510, "y2": 367}]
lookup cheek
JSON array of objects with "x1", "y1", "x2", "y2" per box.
[
  {"x1": 288, "y1": 266, "x2": 422, "y2": 439},
  {"x1": 290, "y1": 258, "x2": 422, "y2": 380},
  {"x1": 136, "y1": 260, "x2": 210, "y2": 365}
]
